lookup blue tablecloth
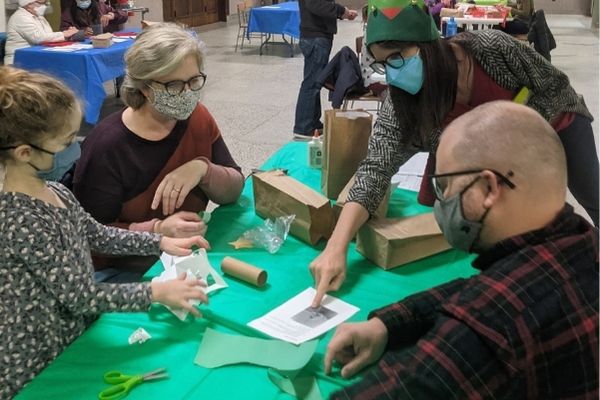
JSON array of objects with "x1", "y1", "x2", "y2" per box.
[
  {"x1": 14, "y1": 39, "x2": 134, "y2": 124},
  {"x1": 248, "y1": 1, "x2": 300, "y2": 39}
]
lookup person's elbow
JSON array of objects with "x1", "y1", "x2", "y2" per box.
[{"x1": 210, "y1": 171, "x2": 244, "y2": 205}]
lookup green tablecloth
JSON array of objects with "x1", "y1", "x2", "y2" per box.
[{"x1": 16, "y1": 142, "x2": 477, "y2": 399}]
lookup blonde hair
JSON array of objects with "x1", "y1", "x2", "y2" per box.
[
  {"x1": 0, "y1": 66, "x2": 81, "y2": 163},
  {"x1": 121, "y1": 23, "x2": 205, "y2": 109}
]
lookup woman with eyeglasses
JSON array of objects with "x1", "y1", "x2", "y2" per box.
[
  {"x1": 73, "y1": 23, "x2": 244, "y2": 280},
  {"x1": 4, "y1": 0, "x2": 79, "y2": 64},
  {"x1": 308, "y1": 0, "x2": 598, "y2": 307}
]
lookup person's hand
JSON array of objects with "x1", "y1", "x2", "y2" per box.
[
  {"x1": 342, "y1": 7, "x2": 358, "y2": 20},
  {"x1": 84, "y1": 27, "x2": 94, "y2": 36},
  {"x1": 324, "y1": 318, "x2": 388, "y2": 378},
  {"x1": 151, "y1": 272, "x2": 208, "y2": 317},
  {"x1": 309, "y1": 246, "x2": 347, "y2": 307},
  {"x1": 62, "y1": 26, "x2": 79, "y2": 39},
  {"x1": 155, "y1": 211, "x2": 208, "y2": 238},
  {"x1": 151, "y1": 160, "x2": 209, "y2": 216},
  {"x1": 159, "y1": 235, "x2": 210, "y2": 256},
  {"x1": 100, "y1": 12, "x2": 114, "y2": 27},
  {"x1": 442, "y1": 0, "x2": 452, "y2": 6}
]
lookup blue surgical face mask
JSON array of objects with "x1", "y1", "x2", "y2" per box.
[
  {"x1": 76, "y1": 0, "x2": 91, "y2": 9},
  {"x1": 385, "y1": 52, "x2": 424, "y2": 95},
  {"x1": 29, "y1": 141, "x2": 81, "y2": 182}
]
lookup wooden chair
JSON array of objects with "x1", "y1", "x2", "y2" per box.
[{"x1": 235, "y1": 3, "x2": 250, "y2": 52}]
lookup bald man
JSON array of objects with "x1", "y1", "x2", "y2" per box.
[{"x1": 324, "y1": 101, "x2": 599, "y2": 399}]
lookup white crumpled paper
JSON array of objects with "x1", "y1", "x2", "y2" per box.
[
  {"x1": 152, "y1": 249, "x2": 228, "y2": 321},
  {"x1": 128, "y1": 327, "x2": 151, "y2": 345}
]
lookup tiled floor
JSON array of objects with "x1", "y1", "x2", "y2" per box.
[{"x1": 95, "y1": 14, "x2": 598, "y2": 220}]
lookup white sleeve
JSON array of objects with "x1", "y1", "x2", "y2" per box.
[{"x1": 14, "y1": 13, "x2": 65, "y2": 44}]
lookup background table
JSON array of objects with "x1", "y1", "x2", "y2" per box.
[
  {"x1": 248, "y1": 2, "x2": 300, "y2": 57},
  {"x1": 442, "y1": 15, "x2": 511, "y2": 30},
  {"x1": 15, "y1": 142, "x2": 477, "y2": 399},
  {"x1": 13, "y1": 38, "x2": 134, "y2": 125}
]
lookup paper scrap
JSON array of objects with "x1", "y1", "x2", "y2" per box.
[
  {"x1": 248, "y1": 288, "x2": 359, "y2": 345},
  {"x1": 153, "y1": 249, "x2": 228, "y2": 320},
  {"x1": 195, "y1": 328, "x2": 317, "y2": 372},
  {"x1": 228, "y1": 238, "x2": 254, "y2": 250},
  {"x1": 128, "y1": 327, "x2": 151, "y2": 345}
]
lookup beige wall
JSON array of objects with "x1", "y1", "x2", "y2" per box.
[{"x1": 1, "y1": 0, "x2": 6, "y2": 31}]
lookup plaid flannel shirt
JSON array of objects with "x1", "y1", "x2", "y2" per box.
[{"x1": 332, "y1": 205, "x2": 599, "y2": 399}]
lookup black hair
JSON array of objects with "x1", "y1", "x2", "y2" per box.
[{"x1": 381, "y1": 37, "x2": 459, "y2": 147}]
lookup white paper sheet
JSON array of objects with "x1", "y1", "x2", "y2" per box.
[
  {"x1": 391, "y1": 152, "x2": 428, "y2": 192},
  {"x1": 248, "y1": 288, "x2": 359, "y2": 345},
  {"x1": 43, "y1": 43, "x2": 93, "y2": 52},
  {"x1": 153, "y1": 249, "x2": 228, "y2": 320}
]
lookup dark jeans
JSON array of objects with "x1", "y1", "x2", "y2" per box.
[
  {"x1": 293, "y1": 37, "x2": 333, "y2": 135},
  {"x1": 558, "y1": 114, "x2": 599, "y2": 226}
]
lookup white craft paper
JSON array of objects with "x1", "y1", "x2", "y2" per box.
[
  {"x1": 153, "y1": 249, "x2": 228, "y2": 320},
  {"x1": 248, "y1": 288, "x2": 359, "y2": 345},
  {"x1": 391, "y1": 152, "x2": 428, "y2": 192},
  {"x1": 128, "y1": 327, "x2": 151, "y2": 345}
]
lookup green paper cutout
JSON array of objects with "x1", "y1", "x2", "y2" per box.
[
  {"x1": 268, "y1": 369, "x2": 323, "y2": 400},
  {"x1": 194, "y1": 328, "x2": 318, "y2": 373}
]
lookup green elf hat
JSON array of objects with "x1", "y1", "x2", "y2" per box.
[{"x1": 366, "y1": 0, "x2": 440, "y2": 46}]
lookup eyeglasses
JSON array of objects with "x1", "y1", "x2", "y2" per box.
[
  {"x1": 149, "y1": 73, "x2": 207, "y2": 96},
  {"x1": 370, "y1": 52, "x2": 405, "y2": 74},
  {"x1": 429, "y1": 169, "x2": 516, "y2": 201}
]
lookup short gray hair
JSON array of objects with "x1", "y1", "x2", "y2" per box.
[{"x1": 121, "y1": 23, "x2": 205, "y2": 109}]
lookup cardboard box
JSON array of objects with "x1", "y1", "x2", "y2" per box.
[
  {"x1": 252, "y1": 170, "x2": 335, "y2": 245},
  {"x1": 355, "y1": 213, "x2": 451, "y2": 270},
  {"x1": 92, "y1": 33, "x2": 113, "y2": 48}
]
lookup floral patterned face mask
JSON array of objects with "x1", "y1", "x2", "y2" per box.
[{"x1": 148, "y1": 87, "x2": 202, "y2": 120}]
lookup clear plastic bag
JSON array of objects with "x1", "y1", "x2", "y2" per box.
[{"x1": 241, "y1": 215, "x2": 295, "y2": 254}]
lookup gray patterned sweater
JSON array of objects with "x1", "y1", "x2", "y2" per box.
[
  {"x1": 0, "y1": 182, "x2": 161, "y2": 398},
  {"x1": 348, "y1": 29, "x2": 593, "y2": 215}
]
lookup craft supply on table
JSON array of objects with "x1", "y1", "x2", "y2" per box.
[
  {"x1": 248, "y1": 288, "x2": 359, "y2": 345},
  {"x1": 221, "y1": 256, "x2": 268, "y2": 287},
  {"x1": 98, "y1": 367, "x2": 168, "y2": 400},
  {"x1": 127, "y1": 327, "x2": 151, "y2": 345}
]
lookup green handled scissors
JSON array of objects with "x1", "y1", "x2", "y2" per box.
[{"x1": 98, "y1": 367, "x2": 169, "y2": 400}]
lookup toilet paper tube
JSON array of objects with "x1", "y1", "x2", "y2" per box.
[{"x1": 221, "y1": 257, "x2": 268, "y2": 287}]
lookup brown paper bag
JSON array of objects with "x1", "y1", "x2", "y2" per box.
[
  {"x1": 322, "y1": 110, "x2": 373, "y2": 199},
  {"x1": 333, "y1": 174, "x2": 391, "y2": 221},
  {"x1": 252, "y1": 170, "x2": 335, "y2": 245},
  {"x1": 355, "y1": 213, "x2": 451, "y2": 270}
]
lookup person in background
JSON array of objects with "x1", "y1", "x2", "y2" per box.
[
  {"x1": 61, "y1": 0, "x2": 127, "y2": 35},
  {"x1": 309, "y1": 0, "x2": 598, "y2": 307},
  {"x1": 0, "y1": 66, "x2": 211, "y2": 398},
  {"x1": 74, "y1": 23, "x2": 244, "y2": 280},
  {"x1": 293, "y1": 0, "x2": 358, "y2": 140},
  {"x1": 426, "y1": 0, "x2": 455, "y2": 27},
  {"x1": 324, "y1": 101, "x2": 598, "y2": 399},
  {"x1": 4, "y1": 0, "x2": 79, "y2": 64},
  {"x1": 502, "y1": 0, "x2": 534, "y2": 35}
]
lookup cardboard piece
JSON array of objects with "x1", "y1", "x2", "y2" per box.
[
  {"x1": 91, "y1": 33, "x2": 113, "y2": 48},
  {"x1": 355, "y1": 213, "x2": 451, "y2": 270},
  {"x1": 221, "y1": 256, "x2": 268, "y2": 287},
  {"x1": 321, "y1": 110, "x2": 373, "y2": 199},
  {"x1": 440, "y1": 8, "x2": 464, "y2": 18},
  {"x1": 253, "y1": 170, "x2": 334, "y2": 245},
  {"x1": 333, "y1": 174, "x2": 391, "y2": 221}
]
